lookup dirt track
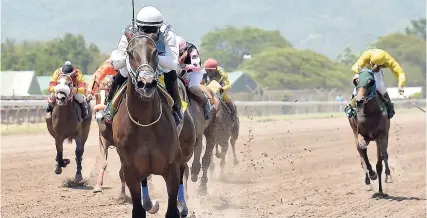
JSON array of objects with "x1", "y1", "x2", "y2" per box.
[{"x1": 1, "y1": 112, "x2": 425, "y2": 218}]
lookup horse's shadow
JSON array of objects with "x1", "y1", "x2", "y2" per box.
[
  {"x1": 62, "y1": 178, "x2": 93, "y2": 190},
  {"x1": 219, "y1": 176, "x2": 255, "y2": 185},
  {"x1": 211, "y1": 196, "x2": 244, "y2": 211},
  {"x1": 372, "y1": 193, "x2": 425, "y2": 201}
]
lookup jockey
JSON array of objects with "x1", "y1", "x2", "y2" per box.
[
  {"x1": 346, "y1": 48, "x2": 406, "y2": 119},
  {"x1": 87, "y1": 57, "x2": 117, "y2": 99},
  {"x1": 202, "y1": 58, "x2": 237, "y2": 119},
  {"x1": 176, "y1": 35, "x2": 211, "y2": 120},
  {"x1": 104, "y1": 5, "x2": 183, "y2": 125},
  {"x1": 46, "y1": 61, "x2": 89, "y2": 119}
]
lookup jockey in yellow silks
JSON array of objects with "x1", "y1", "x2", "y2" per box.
[
  {"x1": 46, "y1": 61, "x2": 89, "y2": 119},
  {"x1": 345, "y1": 48, "x2": 406, "y2": 119},
  {"x1": 202, "y1": 58, "x2": 237, "y2": 120}
]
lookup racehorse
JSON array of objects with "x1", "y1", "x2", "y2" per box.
[
  {"x1": 348, "y1": 69, "x2": 392, "y2": 197},
  {"x1": 46, "y1": 74, "x2": 92, "y2": 182},
  {"x1": 212, "y1": 113, "x2": 240, "y2": 172},
  {"x1": 91, "y1": 76, "x2": 129, "y2": 202},
  {"x1": 112, "y1": 30, "x2": 195, "y2": 217},
  {"x1": 188, "y1": 80, "x2": 239, "y2": 194}
]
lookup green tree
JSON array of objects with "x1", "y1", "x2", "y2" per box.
[
  {"x1": 371, "y1": 33, "x2": 426, "y2": 88},
  {"x1": 1, "y1": 33, "x2": 108, "y2": 76},
  {"x1": 405, "y1": 18, "x2": 426, "y2": 40},
  {"x1": 200, "y1": 26, "x2": 292, "y2": 71},
  {"x1": 336, "y1": 47, "x2": 357, "y2": 67},
  {"x1": 237, "y1": 48, "x2": 350, "y2": 90}
]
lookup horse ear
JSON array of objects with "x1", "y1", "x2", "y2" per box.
[{"x1": 353, "y1": 78, "x2": 359, "y2": 86}]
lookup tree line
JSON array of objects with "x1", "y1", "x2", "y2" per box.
[{"x1": 1, "y1": 19, "x2": 425, "y2": 92}]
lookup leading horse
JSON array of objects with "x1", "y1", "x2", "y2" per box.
[
  {"x1": 348, "y1": 69, "x2": 392, "y2": 197},
  {"x1": 46, "y1": 74, "x2": 92, "y2": 182},
  {"x1": 112, "y1": 30, "x2": 195, "y2": 217}
]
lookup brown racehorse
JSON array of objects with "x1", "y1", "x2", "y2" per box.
[
  {"x1": 348, "y1": 69, "x2": 392, "y2": 198},
  {"x1": 46, "y1": 74, "x2": 92, "y2": 182},
  {"x1": 188, "y1": 80, "x2": 239, "y2": 194},
  {"x1": 112, "y1": 31, "x2": 195, "y2": 217},
  {"x1": 91, "y1": 76, "x2": 130, "y2": 203}
]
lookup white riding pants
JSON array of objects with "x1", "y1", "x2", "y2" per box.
[
  {"x1": 352, "y1": 70, "x2": 387, "y2": 96},
  {"x1": 185, "y1": 71, "x2": 203, "y2": 88}
]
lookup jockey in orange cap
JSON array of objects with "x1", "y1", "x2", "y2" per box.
[
  {"x1": 202, "y1": 58, "x2": 237, "y2": 119},
  {"x1": 46, "y1": 61, "x2": 89, "y2": 119},
  {"x1": 176, "y1": 35, "x2": 212, "y2": 120},
  {"x1": 86, "y1": 57, "x2": 118, "y2": 99}
]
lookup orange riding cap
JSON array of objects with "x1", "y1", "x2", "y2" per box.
[{"x1": 88, "y1": 58, "x2": 118, "y2": 94}]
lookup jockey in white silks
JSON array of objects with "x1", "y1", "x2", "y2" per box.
[
  {"x1": 176, "y1": 35, "x2": 212, "y2": 120},
  {"x1": 103, "y1": 5, "x2": 183, "y2": 125}
]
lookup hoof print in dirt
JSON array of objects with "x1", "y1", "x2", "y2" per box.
[{"x1": 62, "y1": 178, "x2": 88, "y2": 188}]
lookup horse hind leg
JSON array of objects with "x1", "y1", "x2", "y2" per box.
[
  {"x1": 219, "y1": 140, "x2": 230, "y2": 175},
  {"x1": 230, "y1": 122, "x2": 239, "y2": 165},
  {"x1": 141, "y1": 177, "x2": 159, "y2": 214},
  {"x1": 190, "y1": 136, "x2": 203, "y2": 182},
  {"x1": 199, "y1": 135, "x2": 215, "y2": 195},
  {"x1": 94, "y1": 134, "x2": 109, "y2": 193},
  {"x1": 177, "y1": 164, "x2": 189, "y2": 217},
  {"x1": 215, "y1": 144, "x2": 221, "y2": 158},
  {"x1": 379, "y1": 137, "x2": 393, "y2": 183},
  {"x1": 116, "y1": 164, "x2": 131, "y2": 204},
  {"x1": 361, "y1": 162, "x2": 373, "y2": 191},
  {"x1": 74, "y1": 137, "x2": 84, "y2": 182}
]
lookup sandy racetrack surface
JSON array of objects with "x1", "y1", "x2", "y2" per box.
[{"x1": 1, "y1": 112, "x2": 425, "y2": 217}]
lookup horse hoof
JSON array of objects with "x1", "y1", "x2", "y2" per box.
[
  {"x1": 93, "y1": 185, "x2": 102, "y2": 193},
  {"x1": 369, "y1": 172, "x2": 377, "y2": 181},
  {"x1": 75, "y1": 173, "x2": 83, "y2": 182},
  {"x1": 146, "y1": 200, "x2": 159, "y2": 214},
  {"x1": 54, "y1": 167, "x2": 62, "y2": 175},
  {"x1": 177, "y1": 200, "x2": 188, "y2": 217},
  {"x1": 191, "y1": 174, "x2": 198, "y2": 182},
  {"x1": 116, "y1": 194, "x2": 131, "y2": 204},
  {"x1": 365, "y1": 184, "x2": 373, "y2": 191},
  {"x1": 385, "y1": 175, "x2": 393, "y2": 183}
]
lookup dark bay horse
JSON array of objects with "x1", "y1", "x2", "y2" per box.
[
  {"x1": 46, "y1": 74, "x2": 92, "y2": 182},
  {"x1": 189, "y1": 80, "x2": 239, "y2": 194},
  {"x1": 91, "y1": 76, "x2": 129, "y2": 203},
  {"x1": 113, "y1": 31, "x2": 195, "y2": 217},
  {"x1": 348, "y1": 69, "x2": 392, "y2": 197}
]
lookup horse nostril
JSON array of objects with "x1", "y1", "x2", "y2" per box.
[
  {"x1": 136, "y1": 81, "x2": 145, "y2": 89},
  {"x1": 356, "y1": 100, "x2": 364, "y2": 107}
]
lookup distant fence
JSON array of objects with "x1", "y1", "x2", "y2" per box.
[{"x1": 1, "y1": 99, "x2": 425, "y2": 125}]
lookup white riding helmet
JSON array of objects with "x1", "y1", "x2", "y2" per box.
[{"x1": 136, "y1": 6, "x2": 163, "y2": 28}]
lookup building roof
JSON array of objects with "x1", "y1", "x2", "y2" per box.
[
  {"x1": 0, "y1": 71, "x2": 42, "y2": 96},
  {"x1": 228, "y1": 71, "x2": 245, "y2": 85}
]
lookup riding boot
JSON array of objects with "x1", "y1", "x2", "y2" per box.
[
  {"x1": 164, "y1": 70, "x2": 183, "y2": 125},
  {"x1": 80, "y1": 101, "x2": 89, "y2": 120},
  {"x1": 189, "y1": 86, "x2": 211, "y2": 120},
  {"x1": 345, "y1": 94, "x2": 357, "y2": 118},
  {"x1": 382, "y1": 92, "x2": 395, "y2": 119},
  {"x1": 226, "y1": 100, "x2": 237, "y2": 120},
  {"x1": 104, "y1": 72, "x2": 126, "y2": 121}
]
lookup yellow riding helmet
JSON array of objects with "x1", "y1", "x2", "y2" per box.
[{"x1": 370, "y1": 50, "x2": 386, "y2": 66}]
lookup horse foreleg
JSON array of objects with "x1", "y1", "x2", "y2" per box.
[
  {"x1": 54, "y1": 138, "x2": 69, "y2": 175},
  {"x1": 357, "y1": 143, "x2": 376, "y2": 181},
  {"x1": 374, "y1": 144, "x2": 385, "y2": 197},
  {"x1": 164, "y1": 163, "x2": 180, "y2": 218},
  {"x1": 215, "y1": 144, "x2": 221, "y2": 158},
  {"x1": 230, "y1": 126, "x2": 239, "y2": 165},
  {"x1": 141, "y1": 177, "x2": 159, "y2": 214},
  {"x1": 378, "y1": 136, "x2": 392, "y2": 183},
  {"x1": 219, "y1": 140, "x2": 230, "y2": 175},
  {"x1": 74, "y1": 137, "x2": 84, "y2": 182},
  {"x1": 190, "y1": 136, "x2": 203, "y2": 182},
  {"x1": 94, "y1": 134, "x2": 109, "y2": 193},
  {"x1": 199, "y1": 135, "x2": 215, "y2": 195},
  {"x1": 123, "y1": 165, "x2": 146, "y2": 217},
  {"x1": 177, "y1": 163, "x2": 188, "y2": 217}
]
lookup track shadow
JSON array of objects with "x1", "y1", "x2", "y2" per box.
[
  {"x1": 211, "y1": 196, "x2": 244, "y2": 211},
  {"x1": 372, "y1": 193, "x2": 425, "y2": 201}
]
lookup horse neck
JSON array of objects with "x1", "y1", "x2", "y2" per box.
[
  {"x1": 361, "y1": 94, "x2": 383, "y2": 116},
  {"x1": 126, "y1": 79, "x2": 161, "y2": 124}
]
